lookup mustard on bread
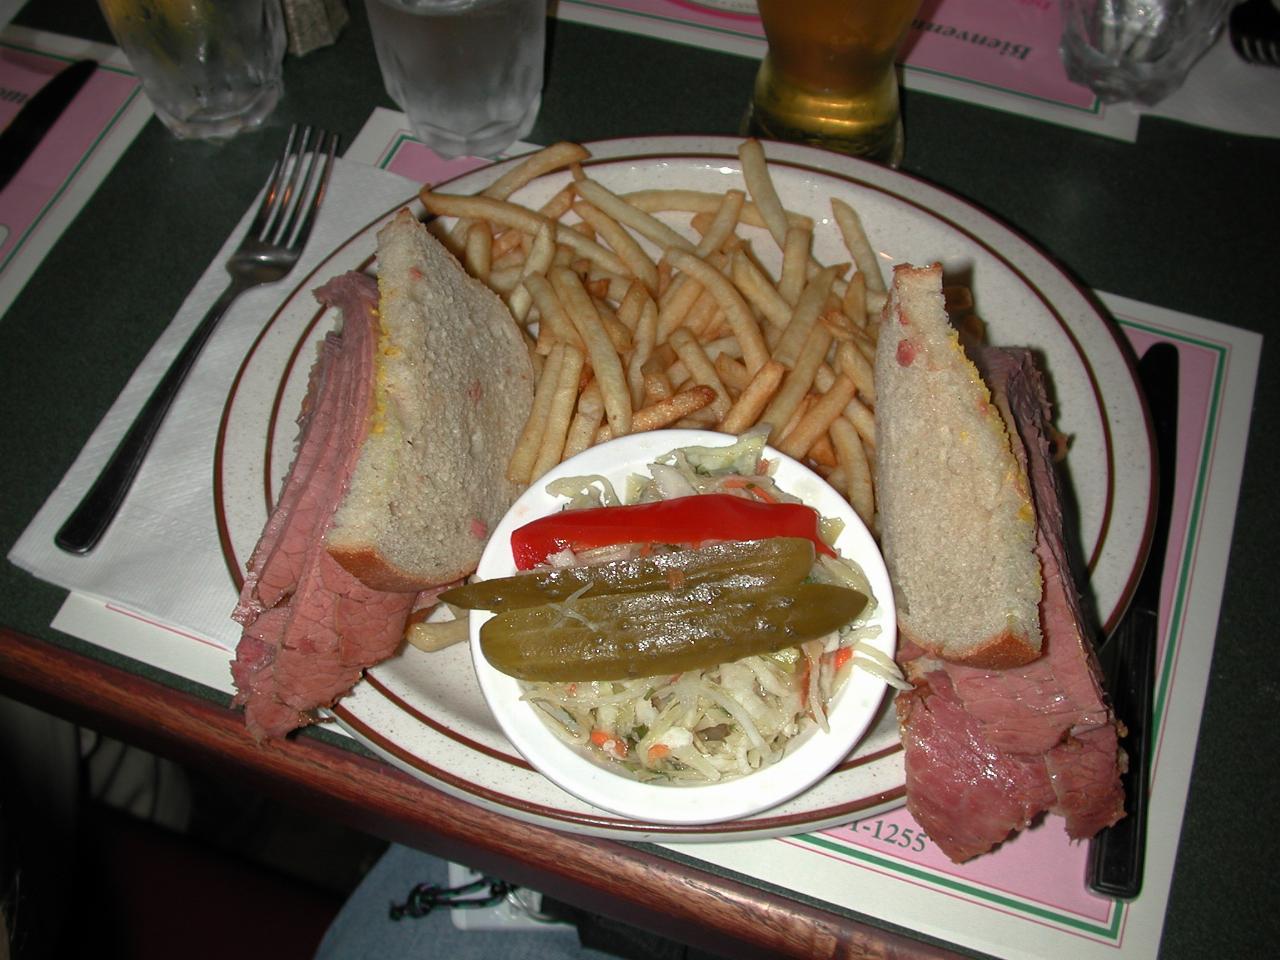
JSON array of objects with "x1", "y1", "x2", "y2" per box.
[{"x1": 325, "y1": 209, "x2": 536, "y2": 592}]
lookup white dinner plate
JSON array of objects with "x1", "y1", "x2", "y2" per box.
[{"x1": 215, "y1": 135, "x2": 1153, "y2": 842}]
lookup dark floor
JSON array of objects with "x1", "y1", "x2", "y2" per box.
[
  {"x1": 1, "y1": 710, "x2": 389, "y2": 960},
  {"x1": 179, "y1": 764, "x2": 390, "y2": 898},
  {"x1": 72, "y1": 800, "x2": 355, "y2": 960},
  {"x1": 2, "y1": 712, "x2": 707, "y2": 960}
]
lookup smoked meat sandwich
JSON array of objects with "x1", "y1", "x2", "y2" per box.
[
  {"x1": 875, "y1": 263, "x2": 1126, "y2": 861},
  {"x1": 230, "y1": 210, "x2": 535, "y2": 740}
]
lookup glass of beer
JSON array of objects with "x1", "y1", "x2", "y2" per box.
[{"x1": 749, "y1": 0, "x2": 923, "y2": 167}]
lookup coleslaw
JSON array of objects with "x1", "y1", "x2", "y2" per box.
[{"x1": 518, "y1": 431, "x2": 907, "y2": 784}]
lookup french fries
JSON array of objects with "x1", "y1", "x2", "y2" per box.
[
  {"x1": 419, "y1": 138, "x2": 922, "y2": 535},
  {"x1": 405, "y1": 615, "x2": 469, "y2": 653}
]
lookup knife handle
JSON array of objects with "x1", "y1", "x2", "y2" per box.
[
  {"x1": 1088, "y1": 607, "x2": 1157, "y2": 899},
  {"x1": 0, "y1": 59, "x2": 97, "y2": 193},
  {"x1": 1088, "y1": 341, "x2": 1179, "y2": 899}
]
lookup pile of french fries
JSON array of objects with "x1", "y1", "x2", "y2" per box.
[{"x1": 418, "y1": 139, "x2": 888, "y2": 529}]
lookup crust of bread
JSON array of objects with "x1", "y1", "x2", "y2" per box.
[
  {"x1": 325, "y1": 209, "x2": 535, "y2": 593},
  {"x1": 324, "y1": 545, "x2": 471, "y2": 594},
  {"x1": 898, "y1": 622, "x2": 1039, "y2": 671},
  {"x1": 875, "y1": 263, "x2": 1042, "y2": 668}
]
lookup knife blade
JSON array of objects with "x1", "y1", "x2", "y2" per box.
[
  {"x1": 0, "y1": 58, "x2": 98, "y2": 193},
  {"x1": 1087, "y1": 340, "x2": 1180, "y2": 899}
]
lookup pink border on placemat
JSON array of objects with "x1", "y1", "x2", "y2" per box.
[
  {"x1": 905, "y1": 0, "x2": 1096, "y2": 110},
  {"x1": 382, "y1": 135, "x2": 495, "y2": 185},
  {"x1": 607, "y1": 0, "x2": 762, "y2": 31},
  {"x1": 0, "y1": 45, "x2": 143, "y2": 271},
  {"x1": 559, "y1": 0, "x2": 1100, "y2": 113},
  {"x1": 774, "y1": 319, "x2": 1229, "y2": 947}
]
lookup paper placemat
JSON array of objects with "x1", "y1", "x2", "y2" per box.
[
  {"x1": 0, "y1": 26, "x2": 152, "y2": 320},
  {"x1": 344, "y1": 107, "x2": 537, "y2": 180},
  {"x1": 661, "y1": 300, "x2": 1260, "y2": 960},
  {"x1": 555, "y1": 0, "x2": 1280, "y2": 142}
]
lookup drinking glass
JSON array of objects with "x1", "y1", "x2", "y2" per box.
[
  {"x1": 1060, "y1": 0, "x2": 1234, "y2": 105},
  {"x1": 96, "y1": 0, "x2": 286, "y2": 141},
  {"x1": 366, "y1": 0, "x2": 547, "y2": 159},
  {"x1": 749, "y1": 0, "x2": 924, "y2": 167}
]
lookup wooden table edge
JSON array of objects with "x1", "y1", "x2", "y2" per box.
[{"x1": 0, "y1": 625, "x2": 962, "y2": 959}]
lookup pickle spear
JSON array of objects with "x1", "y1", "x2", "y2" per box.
[
  {"x1": 480, "y1": 582, "x2": 868, "y2": 681},
  {"x1": 442, "y1": 538, "x2": 816, "y2": 612}
]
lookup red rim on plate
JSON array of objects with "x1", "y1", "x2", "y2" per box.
[{"x1": 213, "y1": 136, "x2": 1154, "y2": 842}]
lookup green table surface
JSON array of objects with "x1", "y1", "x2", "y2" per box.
[{"x1": 3, "y1": 3, "x2": 1277, "y2": 957}]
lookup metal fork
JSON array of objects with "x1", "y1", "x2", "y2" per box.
[
  {"x1": 55, "y1": 124, "x2": 338, "y2": 555},
  {"x1": 1231, "y1": 0, "x2": 1280, "y2": 66}
]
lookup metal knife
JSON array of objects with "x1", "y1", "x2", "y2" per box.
[
  {"x1": 0, "y1": 59, "x2": 98, "y2": 193},
  {"x1": 1087, "y1": 340, "x2": 1180, "y2": 899}
]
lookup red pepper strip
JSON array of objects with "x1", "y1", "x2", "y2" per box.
[{"x1": 510, "y1": 493, "x2": 836, "y2": 570}]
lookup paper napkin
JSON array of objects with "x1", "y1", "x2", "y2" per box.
[{"x1": 8, "y1": 157, "x2": 421, "y2": 652}]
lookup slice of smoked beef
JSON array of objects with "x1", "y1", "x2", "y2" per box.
[
  {"x1": 232, "y1": 334, "x2": 343, "y2": 625},
  {"x1": 897, "y1": 669, "x2": 1057, "y2": 863},
  {"x1": 230, "y1": 272, "x2": 417, "y2": 741},
  {"x1": 896, "y1": 347, "x2": 1126, "y2": 861}
]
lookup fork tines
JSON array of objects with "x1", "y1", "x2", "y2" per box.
[
  {"x1": 254, "y1": 124, "x2": 339, "y2": 249},
  {"x1": 1230, "y1": 0, "x2": 1280, "y2": 67}
]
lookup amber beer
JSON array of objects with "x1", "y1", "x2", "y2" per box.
[{"x1": 750, "y1": 0, "x2": 922, "y2": 165}]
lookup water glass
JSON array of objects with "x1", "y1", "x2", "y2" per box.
[
  {"x1": 366, "y1": 0, "x2": 547, "y2": 159},
  {"x1": 1060, "y1": 0, "x2": 1234, "y2": 105},
  {"x1": 96, "y1": 0, "x2": 286, "y2": 141}
]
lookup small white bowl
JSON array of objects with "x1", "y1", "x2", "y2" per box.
[{"x1": 469, "y1": 429, "x2": 897, "y2": 825}]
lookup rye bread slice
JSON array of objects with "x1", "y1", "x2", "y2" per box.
[
  {"x1": 874, "y1": 263, "x2": 1042, "y2": 668},
  {"x1": 325, "y1": 209, "x2": 535, "y2": 592}
]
